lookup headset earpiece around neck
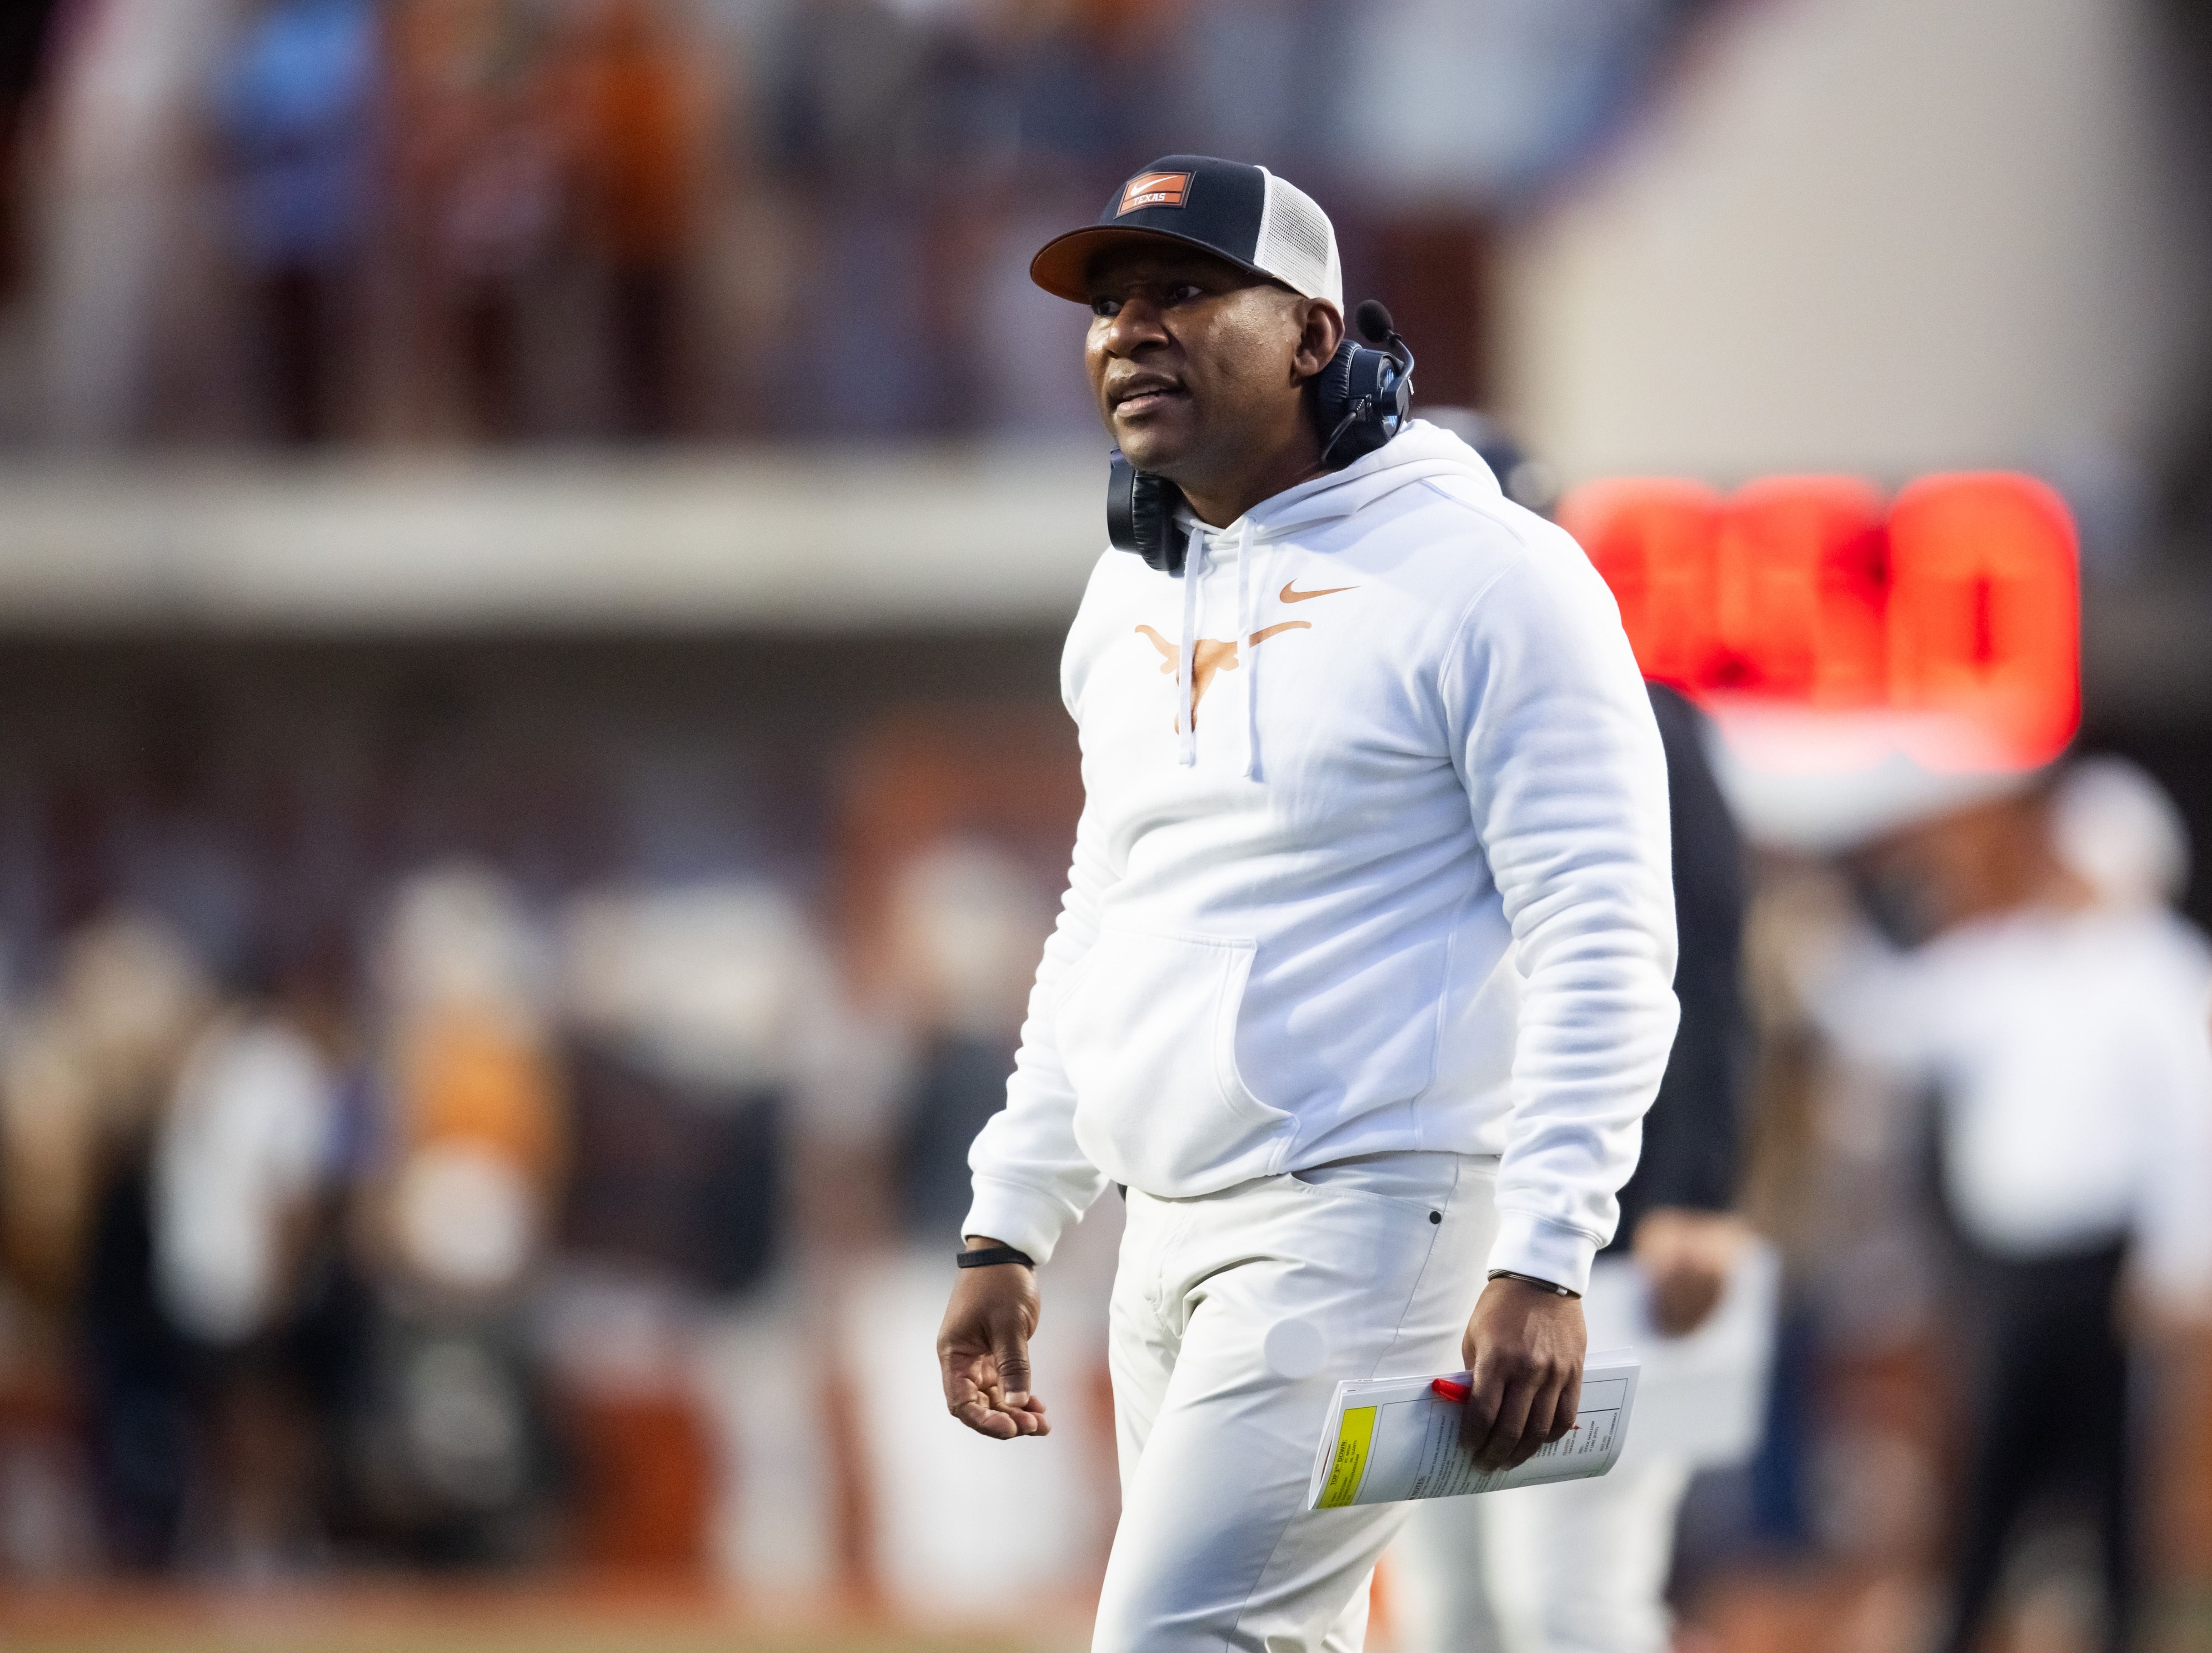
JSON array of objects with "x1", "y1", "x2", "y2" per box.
[
  {"x1": 1106, "y1": 450, "x2": 1189, "y2": 573},
  {"x1": 1107, "y1": 300, "x2": 1414, "y2": 574}
]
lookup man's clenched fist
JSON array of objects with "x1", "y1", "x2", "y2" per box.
[{"x1": 1457, "y1": 1275, "x2": 1586, "y2": 1471}]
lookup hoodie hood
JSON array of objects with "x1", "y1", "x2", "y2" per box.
[{"x1": 1241, "y1": 419, "x2": 1504, "y2": 540}]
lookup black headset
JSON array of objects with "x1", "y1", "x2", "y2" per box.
[{"x1": 1107, "y1": 300, "x2": 1415, "y2": 574}]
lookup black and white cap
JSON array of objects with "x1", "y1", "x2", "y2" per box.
[{"x1": 1030, "y1": 155, "x2": 1343, "y2": 313}]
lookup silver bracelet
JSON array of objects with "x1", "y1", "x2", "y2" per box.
[{"x1": 1487, "y1": 1268, "x2": 1579, "y2": 1299}]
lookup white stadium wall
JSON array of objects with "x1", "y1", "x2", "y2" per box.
[{"x1": 1495, "y1": 0, "x2": 2212, "y2": 484}]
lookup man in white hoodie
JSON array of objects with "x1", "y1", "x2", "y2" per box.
[{"x1": 935, "y1": 156, "x2": 1679, "y2": 1653}]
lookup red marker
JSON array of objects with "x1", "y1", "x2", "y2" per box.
[{"x1": 1430, "y1": 1378, "x2": 1471, "y2": 1403}]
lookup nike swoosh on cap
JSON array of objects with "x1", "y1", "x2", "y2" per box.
[{"x1": 1279, "y1": 581, "x2": 1356, "y2": 604}]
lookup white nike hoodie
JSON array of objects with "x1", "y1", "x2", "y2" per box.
[{"x1": 963, "y1": 421, "x2": 1679, "y2": 1293}]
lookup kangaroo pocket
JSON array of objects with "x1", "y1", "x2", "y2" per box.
[{"x1": 1057, "y1": 924, "x2": 1290, "y2": 1193}]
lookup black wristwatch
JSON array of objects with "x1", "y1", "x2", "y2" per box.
[
  {"x1": 1487, "y1": 1268, "x2": 1579, "y2": 1299},
  {"x1": 957, "y1": 1244, "x2": 1036, "y2": 1269}
]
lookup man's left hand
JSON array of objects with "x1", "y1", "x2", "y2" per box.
[{"x1": 1459, "y1": 1277, "x2": 1586, "y2": 1471}]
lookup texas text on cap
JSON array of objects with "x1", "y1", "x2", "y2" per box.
[{"x1": 1029, "y1": 155, "x2": 1345, "y2": 312}]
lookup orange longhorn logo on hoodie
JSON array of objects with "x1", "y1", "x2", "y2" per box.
[{"x1": 1136, "y1": 621, "x2": 1310, "y2": 730}]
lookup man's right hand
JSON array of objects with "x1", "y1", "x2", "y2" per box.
[{"x1": 937, "y1": 1237, "x2": 1051, "y2": 1440}]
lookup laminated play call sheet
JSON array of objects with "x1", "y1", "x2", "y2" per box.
[{"x1": 1307, "y1": 1349, "x2": 1640, "y2": 1508}]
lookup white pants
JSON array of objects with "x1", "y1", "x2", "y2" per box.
[
  {"x1": 1391, "y1": 1255, "x2": 1695, "y2": 1653},
  {"x1": 1094, "y1": 1151, "x2": 1497, "y2": 1653}
]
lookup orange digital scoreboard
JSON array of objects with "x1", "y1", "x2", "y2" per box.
[{"x1": 1558, "y1": 473, "x2": 2080, "y2": 773}]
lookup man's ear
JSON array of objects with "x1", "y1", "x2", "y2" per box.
[{"x1": 1291, "y1": 298, "x2": 1346, "y2": 383}]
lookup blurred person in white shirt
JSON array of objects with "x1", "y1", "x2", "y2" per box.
[
  {"x1": 155, "y1": 1004, "x2": 337, "y2": 1353},
  {"x1": 1808, "y1": 758, "x2": 2212, "y2": 1653},
  {"x1": 153, "y1": 976, "x2": 340, "y2": 1570}
]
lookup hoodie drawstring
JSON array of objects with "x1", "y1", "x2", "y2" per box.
[
  {"x1": 1179, "y1": 520, "x2": 1269, "y2": 777},
  {"x1": 1233, "y1": 520, "x2": 1259, "y2": 780},
  {"x1": 1177, "y1": 525, "x2": 1204, "y2": 766}
]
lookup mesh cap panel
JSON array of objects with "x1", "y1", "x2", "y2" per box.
[{"x1": 1255, "y1": 171, "x2": 1343, "y2": 311}]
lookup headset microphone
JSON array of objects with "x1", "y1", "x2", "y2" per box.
[
  {"x1": 1107, "y1": 300, "x2": 1416, "y2": 574},
  {"x1": 1317, "y1": 302, "x2": 1415, "y2": 469}
]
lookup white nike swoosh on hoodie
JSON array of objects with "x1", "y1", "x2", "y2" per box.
[{"x1": 963, "y1": 421, "x2": 1680, "y2": 1294}]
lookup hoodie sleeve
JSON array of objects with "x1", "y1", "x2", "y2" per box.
[
  {"x1": 961, "y1": 562, "x2": 1121, "y2": 1262},
  {"x1": 1441, "y1": 539, "x2": 1681, "y2": 1295}
]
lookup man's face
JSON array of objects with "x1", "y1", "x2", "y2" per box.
[{"x1": 1082, "y1": 245, "x2": 1321, "y2": 483}]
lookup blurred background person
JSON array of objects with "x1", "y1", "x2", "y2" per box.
[
  {"x1": 844, "y1": 834, "x2": 1118, "y2": 1615},
  {"x1": 881, "y1": 838, "x2": 1053, "y2": 1247},
  {"x1": 344, "y1": 863, "x2": 565, "y2": 1565},
  {"x1": 552, "y1": 0, "x2": 706, "y2": 441},
  {"x1": 3, "y1": 915, "x2": 214, "y2": 1569},
  {"x1": 1802, "y1": 760, "x2": 2212, "y2": 1653},
  {"x1": 30, "y1": 0, "x2": 238, "y2": 448},
  {"x1": 150, "y1": 961, "x2": 340, "y2": 1572},
  {"x1": 211, "y1": 0, "x2": 382, "y2": 446},
  {"x1": 551, "y1": 870, "x2": 847, "y2": 1587},
  {"x1": 385, "y1": 0, "x2": 562, "y2": 441}
]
